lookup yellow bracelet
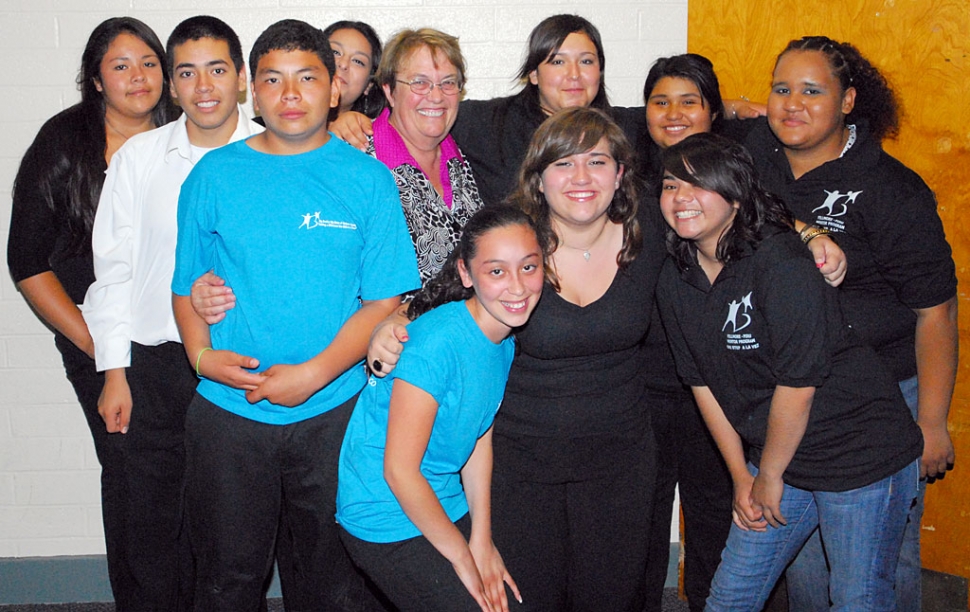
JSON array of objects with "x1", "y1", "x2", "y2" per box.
[{"x1": 195, "y1": 347, "x2": 213, "y2": 377}]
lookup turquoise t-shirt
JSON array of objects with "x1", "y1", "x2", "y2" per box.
[
  {"x1": 336, "y1": 300, "x2": 514, "y2": 543},
  {"x1": 172, "y1": 136, "x2": 420, "y2": 424}
]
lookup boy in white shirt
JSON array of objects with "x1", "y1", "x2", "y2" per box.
[{"x1": 81, "y1": 16, "x2": 261, "y2": 609}]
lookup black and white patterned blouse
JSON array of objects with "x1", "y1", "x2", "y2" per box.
[{"x1": 369, "y1": 108, "x2": 484, "y2": 287}]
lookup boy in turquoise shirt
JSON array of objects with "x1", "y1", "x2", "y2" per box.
[{"x1": 172, "y1": 19, "x2": 419, "y2": 610}]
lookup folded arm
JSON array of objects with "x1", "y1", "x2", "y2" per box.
[
  {"x1": 172, "y1": 293, "x2": 261, "y2": 390},
  {"x1": 245, "y1": 296, "x2": 402, "y2": 406}
]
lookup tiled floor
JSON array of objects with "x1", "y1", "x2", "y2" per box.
[
  {"x1": 0, "y1": 589, "x2": 692, "y2": 611},
  {"x1": 3, "y1": 571, "x2": 965, "y2": 611}
]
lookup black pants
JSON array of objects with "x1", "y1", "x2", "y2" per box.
[
  {"x1": 340, "y1": 514, "x2": 481, "y2": 612},
  {"x1": 184, "y1": 393, "x2": 367, "y2": 612},
  {"x1": 56, "y1": 337, "x2": 195, "y2": 611},
  {"x1": 643, "y1": 389, "x2": 732, "y2": 612},
  {"x1": 490, "y1": 430, "x2": 656, "y2": 612}
]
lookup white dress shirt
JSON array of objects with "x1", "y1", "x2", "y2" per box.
[{"x1": 82, "y1": 106, "x2": 264, "y2": 371}]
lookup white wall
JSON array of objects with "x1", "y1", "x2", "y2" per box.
[{"x1": 0, "y1": 0, "x2": 687, "y2": 558}]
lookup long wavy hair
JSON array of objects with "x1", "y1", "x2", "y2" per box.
[
  {"x1": 662, "y1": 133, "x2": 794, "y2": 272},
  {"x1": 33, "y1": 17, "x2": 177, "y2": 253},
  {"x1": 776, "y1": 36, "x2": 900, "y2": 141},
  {"x1": 507, "y1": 107, "x2": 641, "y2": 291},
  {"x1": 408, "y1": 206, "x2": 545, "y2": 319}
]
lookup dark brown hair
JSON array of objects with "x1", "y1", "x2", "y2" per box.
[
  {"x1": 508, "y1": 107, "x2": 641, "y2": 291},
  {"x1": 777, "y1": 36, "x2": 900, "y2": 141}
]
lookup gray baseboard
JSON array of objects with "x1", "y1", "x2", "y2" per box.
[
  {"x1": 0, "y1": 556, "x2": 283, "y2": 605},
  {"x1": 0, "y1": 546, "x2": 683, "y2": 605}
]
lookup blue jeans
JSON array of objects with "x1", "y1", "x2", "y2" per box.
[
  {"x1": 705, "y1": 461, "x2": 918, "y2": 612},
  {"x1": 786, "y1": 376, "x2": 923, "y2": 611}
]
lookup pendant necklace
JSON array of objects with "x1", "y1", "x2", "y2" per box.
[{"x1": 561, "y1": 222, "x2": 608, "y2": 263}]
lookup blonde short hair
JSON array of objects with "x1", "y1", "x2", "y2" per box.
[{"x1": 375, "y1": 28, "x2": 466, "y2": 94}]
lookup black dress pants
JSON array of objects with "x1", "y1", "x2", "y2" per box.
[{"x1": 57, "y1": 337, "x2": 195, "y2": 611}]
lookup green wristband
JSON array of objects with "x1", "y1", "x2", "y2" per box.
[{"x1": 195, "y1": 347, "x2": 213, "y2": 377}]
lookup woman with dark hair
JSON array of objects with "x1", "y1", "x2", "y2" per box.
[
  {"x1": 445, "y1": 14, "x2": 617, "y2": 204},
  {"x1": 639, "y1": 54, "x2": 726, "y2": 179},
  {"x1": 744, "y1": 36, "x2": 957, "y2": 612},
  {"x1": 332, "y1": 14, "x2": 650, "y2": 206},
  {"x1": 656, "y1": 132, "x2": 921, "y2": 611},
  {"x1": 481, "y1": 106, "x2": 666, "y2": 611},
  {"x1": 639, "y1": 53, "x2": 734, "y2": 612},
  {"x1": 323, "y1": 20, "x2": 385, "y2": 119},
  {"x1": 6, "y1": 16, "x2": 180, "y2": 610}
]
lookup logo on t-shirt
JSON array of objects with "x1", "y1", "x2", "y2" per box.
[
  {"x1": 722, "y1": 291, "x2": 759, "y2": 351},
  {"x1": 299, "y1": 212, "x2": 357, "y2": 231},
  {"x1": 812, "y1": 190, "x2": 862, "y2": 232}
]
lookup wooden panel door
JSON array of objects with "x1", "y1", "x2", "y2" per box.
[{"x1": 688, "y1": 0, "x2": 970, "y2": 585}]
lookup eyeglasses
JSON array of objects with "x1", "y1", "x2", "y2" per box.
[{"x1": 395, "y1": 78, "x2": 463, "y2": 96}]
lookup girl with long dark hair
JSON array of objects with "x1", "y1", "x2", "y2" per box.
[
  {"x1": 337, "y1": 207, "x2": 544, "y2": 612},
  {"x1": 745, "y1": 36, "x2": 958, "y2": 611},
  {"x1": 656, "y1": 132, "x2": 921, "y2": 610},
  {"x1": 6, "y1": 16, "x2": 180, "y2": 609},
  {"x1": 323, "y1": 20, "x2": 385, "y2": 119}
]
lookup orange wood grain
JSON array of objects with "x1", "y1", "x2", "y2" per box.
[{"x1": 689, "y1": 0, "x2": 970, "y2": 584}]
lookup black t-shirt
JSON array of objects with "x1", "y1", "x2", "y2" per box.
[
  {"x1": 657, "y1": 228, "x2": 922, "y2": 491},
  {"x1": 495, "y1": 200, "x2": 668, "y2": 482},
  {"x1": 8, "y1": 104, "x2": 104, "y2": 304},
  {"x1": 745, "y1": 118, "x2": 957, "y2": 381}
]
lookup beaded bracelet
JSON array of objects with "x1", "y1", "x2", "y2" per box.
[{"x1": 799, "y1": 224, "x2": 832, "y2": 245}]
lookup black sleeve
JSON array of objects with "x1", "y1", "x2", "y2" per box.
[
  {"x1": 451, "y1": 96, "x2": 527, "y2": 206},
  {"x1": 865, "y1": 160, "x2": 957, "y2": 310},
  {"x1": 7, "y1": 119, "x2": 67, "y2": 283},
  {"x1": 656, "y1": 262, "x2": 705, "y2": 387},
  {"x1": 718, "y1": 113, "x2": 760, "y2": 144},
  {"x1": 758, "y1": 249, "x2": 832, "y2": 388}
]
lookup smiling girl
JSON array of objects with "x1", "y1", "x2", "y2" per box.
[
  {"x1": 656, "y1": 132, "x2": 922, "y2": 611},
  {"x1": 323, "y1": 20, "x2": 384, "y2": 119},
  {"x1": 744, "y1": 36, "x2": 958, "y2": 611},
  {"x1": 336, "y1": 206, "x2": 544, "y2": 612},
  {"x1": 7, "y1": 17, "x2": 179, "y2": 608}
]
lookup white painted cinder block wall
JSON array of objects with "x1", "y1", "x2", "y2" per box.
[{"x1": 0, "y1": 0, "x2": 687, "y2": 558}]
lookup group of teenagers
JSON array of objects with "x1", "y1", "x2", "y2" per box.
[{"x1": 5, "y1": 8, "x2": 957, "y2": 612}]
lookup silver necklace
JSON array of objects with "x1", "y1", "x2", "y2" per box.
[
  {"x1": 561, "y1": 244, "x2": 593, "y2": 262},
  {"x1": 561, "y1": 224, "x2": 608, "y2": 263}
]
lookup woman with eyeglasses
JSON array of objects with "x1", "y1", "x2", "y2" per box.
[
  {"x1": 191, "y1": 28, "x2": 483, "y2": 315},
  {"x1": 365, "y1": 27, "x2": 484, "y2": 287}
]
